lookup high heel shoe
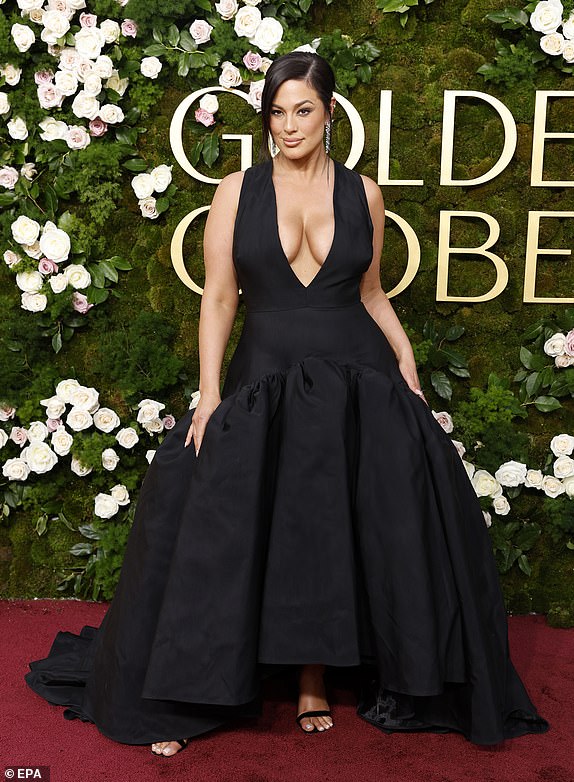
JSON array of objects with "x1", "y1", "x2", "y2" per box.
[
  {"x1": 296, "y1": 709, "x2": 333, "y2": 733},
  {"x1": 150, "y1": 737, "x2": 189, "y2": 756}
]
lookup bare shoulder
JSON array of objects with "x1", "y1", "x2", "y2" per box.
[
  {"x1": 213, "y1": 169, "x2": 245, "y2": 204},
  {"x1": 359, "y1": 173, "x2": 384, "y2": 208}
]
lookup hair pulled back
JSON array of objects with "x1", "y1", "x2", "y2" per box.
[{"x1": 258, "y1": 51, "x2": 335, "y2": 162}]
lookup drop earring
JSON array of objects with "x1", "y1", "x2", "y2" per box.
[
  {"x1": 269, "y1": 132, "x2": 279, "y2": 157},
  {"x1": 324, "y1": 119, "x2": 331, "y2": 155}
]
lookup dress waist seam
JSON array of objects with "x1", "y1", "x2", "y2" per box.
[{"x1": 246, "y1": 303, "x2": 362, "y2": 313}]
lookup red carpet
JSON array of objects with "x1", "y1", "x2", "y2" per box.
[{"x1": 2, "y1": 600, "x2": 572, "y2": 782}]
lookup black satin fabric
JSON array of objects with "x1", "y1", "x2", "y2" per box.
[{"x1": 25, "y1": 158, "x2": 549, "y2": 745}]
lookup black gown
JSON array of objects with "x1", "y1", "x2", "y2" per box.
[{"x1": 25, "y1": 157, "x2": 549, "y2": 746}]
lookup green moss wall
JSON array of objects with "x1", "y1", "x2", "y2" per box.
[{"x1": 2, "y1": 0, "x2": 573, "y2": 622}]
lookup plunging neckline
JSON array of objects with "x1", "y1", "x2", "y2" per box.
[{"x1": 269, "y1": 158, "x2": 338, "y2": 290}]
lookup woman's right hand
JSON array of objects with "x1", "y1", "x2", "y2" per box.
[{"x1": 184, "y1": 391, "x2": 221, "y2": 455}]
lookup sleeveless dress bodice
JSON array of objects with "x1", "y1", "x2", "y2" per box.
[{"x1": 24, "y1": 157, "x2": 550, "y2": 748}]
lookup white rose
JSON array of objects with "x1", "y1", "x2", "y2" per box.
[
  {"x1": 58, "y1": 47, "x2": 81, "y2": 71},
  {"x1": 149, "y1": 164, "x2": 172, "y2": 193},
  {"x1": 462, "y1": 460, "x2": 475, "y2": 479},
  {"x1": 199, "y1": 94, "x2": 219, "y2": 114},
  {"x1": 40, "y1": 10, "x2": 70, "y2": 44},
  {"x1": 37, "y1": 83, "x2": 65, "y2": 111},
  {"x1": 143, "y1": 417, "x2": 164, "y2": 434},
  {"x1": 530, "y1": 1, "x2": 563, "y2": 34},
  {"x1": 140, "y1": 56, "x2": 162, "y2": 79},
  {"x1": 483, "y1": 510, "x2": 492, "y2": 527},
  {"x1": 67, "y1": 0, "x2": 89, "y2": 10},
  {"x1": 189, "y1": 390, "x2": 201, "y2": 409},
  {"x1": 189, "y1": 19, "x2": 213, "y2": 44},
  {"x1": 70, "y1": 385, "x2": 99, "y2": 412},
  {"x1": 94, "y1": 492, "x2": 119, "y2": 519},
  {"x1": 28, "y1": 421, "x2": 49, "y2": 442},
  {"x1": 40, "y1": 395, "x2": 66, "y2": 419},
  {"x1": 115, "y1": 427, "x2": 139, "y2": 449},
  {"x1": 0, "y1": 430, "x2": 8, "y2": 450},
  {"x1": 247, "y1": 79, "x2": 265, "y2": 112},
  {"x1": 70, "y1": 456, "x2": 92, "y2": 477},
  {"x1": 23, "y1": 240, "x2": 42, "y2": 260},
  {"x1": 544, "y1": 332, "x2": 566, "y2": 356},
  {"x1": 82, "y1": 72, "x2": 102, "y2": 97},
  {"x1": 64, "y1": 264, "x2": 91, "y2": 289},
  {"x1": 562, "y1": 475, "x2": 574, "y2": 498},
  {"x1": 234, "y1": 5, "x2": 261, "y2": 37},
  {"x1": 66, "y1": 408, "x2": 93, "y2": 431},
  {"x1": 563, "y1": 13, "x2": 574, "y2": 38},
  {"x1": 219, "y1": 61, "x2": 243, "y2": 88},
  {"x1": 104, "y1": 71, "x2": 129, "y2": 96},
  {"x1": 139, "y1": 197, "x2": 159, "y2": 219},
  {"x1": 16, "y1": 270, "x2": 44, "y2": 293},
  {"x1": 4, "y1": 250, "x2": 21, "y2": 268},
  {"x1": 214, "y1": 0, "x2": 238, "y2": 20},
  {"x1": 540, "y1": 32, "x2": 565, "y2": 55},
  {"x1": 16, "y1": 0, "x2": 44, "y2": 9},
  {"x1": 2, "y1": 457, "x2": 30, "y2": 481},
  {"x1": 555, "y1": 353, "x2": 574, "y2": 368},
  {"x1": 56, "y1": 378, "x2": 80, "y2": 403},
  {"x1": 110, "y1": 483, "x2": 130, "y2": 505},
  {"x1": 99, "y1": 104, "x2": 124, "y2": 124},
  {"x1": 244, "y1": 0, "x2": 262, "y2": 4},
  {"x1": 39, "y1": 117, "x2": 68, "y2": 141},
  {"x1": 8, "y1": 116, "x2": 29, "y2": 140},
  {"x1": 20, "y1": 163, "x2": 36, "y2": 180},
  {"x1": 49, "y1": 273, "x2": 68, "y2": 294},
  {"x1": 525, "y1": 469, "x2": 544, "y2": 489},
  {"x1": 11, "y1": 23, "x2": 36, "y2": 52},
  {"x1": 21, "y1": 292, "x2": 48, "y2": 312},
  {"x1": 0, "y1": 166, "x2": 19, "y2": 190},
  {"x1": 93, "y1": 408, "x2": 120, "y2": 433},
  {"x1": 54, "y1": 71, "x2": 78, "y2": 95},
  {"x1": 74, "y1": 57, "x2": 94, "y2": 83},
  {"x1": 2, "y1": 64, "x2": 22, "y2": 86},
  {"x1": 146, "y1": 449, "x2": 156, "y2": 463},
  {"x1": 563, "y1": 40, "x2": 574, "y2": 62},
  {"x1": 249, "y1": 16, "x2": 283, "y2": 54},
  {"x1": 71, "y1": 90, "x2": 100, "y2": 120},
  {"x1": 492, "y1": 495, "x2": 511, "y2": 516},
  {"x1": 40, "y1": 225, "x2": 71, "y2": 263},
  {"x1": 432, "y1": 411, "x2": 453, "y2": 434},
  {"x1": 550, "y1": 433, "x2": 574, "y2": 456},
  {"x1": 12, "y1": 215, "x2": 40, "y2": 246},
  {"x1": 51, "y1": 426, "x2": 73, "y2": 456},
  {"x1": 451, "y1": 439, "x2": 466, "y2": 459},
  {"x1": 0, "y1": 92, "x2": 10, "y2": 115},
  {"x1": 10, "y1": 427, "x2": 27, "y2": 447},
  {"x1": 131, "y1": 173, "x2": 155, "y2": 199},
  {"x1": 472, "y1": 469, "x2": 502, "y2": 498},
  {"x1": 494, "y1": 460, "x2": 527, "y2": 487},
  {"x1": 101, "y1": 447, "x2": 120, "y2": 470},
  {"x1": 100, "y1": 19, "x2": 121, "y2": 43},
  {"x1": 137, "y1": 399, "x2": 166, "y2": 424},
  {"x1": 65, "y1": 125, "x2": 91, "y2": 150},
  {"x1": 542, "y1": 474, "x2": 565, "y2": 498},
  {"x1": 554, "y1": 455, "x2": 574, "y2": 478},
  {"x1": 74, "y1": 26, "x2": 106, "y2": 59},
  {"x1": 22, "y1": 441, "x2": 58, "y2": 474},
  {"x1": 93, "y1": 54, "x2": 114, "y2": 78}
]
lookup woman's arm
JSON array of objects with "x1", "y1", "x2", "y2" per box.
[
  {"x1": 359, "y1": 174, "x2": 426, "y2": 402},
  {"x1": 185, "y1": 170, "x2": 244, "y2": 452}
]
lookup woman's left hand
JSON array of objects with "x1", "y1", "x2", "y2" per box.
[{"x1": 398, "y1": 358, "x2": 428, "y2": 406}]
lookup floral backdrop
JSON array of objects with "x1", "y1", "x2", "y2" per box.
[{"x1": 1, "y1": 0, "x2": 574, "y2": 626}]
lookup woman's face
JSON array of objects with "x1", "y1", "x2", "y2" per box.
[{"x1": 268, "y1": 79, "x2": 333, "y2": 159}]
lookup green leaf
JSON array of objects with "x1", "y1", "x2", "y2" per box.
[
  {"x1": 521, "y1": 322, "x2": 544, "y2": 341},
  {"x1": 88, "y1": 263, "x2": 106, "y2": 288},
  {"x1": 195, "y1": 0, "x2": 212, "y2": 10},
  {"x1": 178, "y1": 51, "x2": 191, "y2": 77},
  {"x1": 100, "y1": 260, "x2": 119, "y2": 282},
  {"x1": 155, "y1": 197, "x2": 170, "y2": 214},
  {"x1": 143, "y1": 44, "x2": 165, "y2": 57},
  {"x1": 431, "y1": 370, "x2": 452, "y2": 401},
  {"x1": 533, "y1": 395, "x2": 562, "y2": 412},
  {"x1": 549, "y1": 376, "x2": 571, "y2": 397},
  {"x1": 87, "y1": 287, "x2": 110, "y2": 305},
  {"x1": 115, "y1": 127, "x2": 138, "y2": 145},
  {"x1": 514, "y1": 524, "x2": 541, "y2": 551},
  {"x1": 449, "y1": 366, "x2": 470, "y2": 378},
  {"x1": 518, "y1": 553, "x2": 532, "y2": 576},
  {"x1": 202, "y1": 134, "x2": 220, "y2": 168},
  {"x1": 43, "y1": 183, "x2": 59, "y2": 215},
  {"x1": 0, "y1": 192, "x2": 17, "y2": 207},
  {"x1": 520, "y1": 346, "x2": 534, "y2": 369},
  {"x1": 70, "y1": 543, "x2": 93, "y2": 556},
  {"x1": 152, "y1": 28, "x2": 163, "y2": 44},
  {"x1": 525, "y1": 371, "x2": 542, "y2": 398},
  {"x1": 167, "y1": 24, "x2": 180, "y2": 47},
  {"x1": 35, "y1": 514, "x2": 48, "y2": 536},
  {"x1": 514, "y1": 369, "x2": 528, "y2": 382},
  {"x1": 440, "y1": 347, "x2": 467, "y2": 368},
  {"x1": 179, "y1": 29, "x2": 197, "y2": 52},
  {"x1": 109, "y1": 255, "x2": 132, "y2": 271},
  {"x1": 52, "y1": 332, "x2": 62, "y2": 353},
  {"x1": 445, "y1": 325, "x2": 465, "y2": 341},
  {"x1": 77, "y1": 523, "x2": 102, "y2": 540},
  {"x1": 123, "y1": 158, "x2": 149, "y2": 173}
]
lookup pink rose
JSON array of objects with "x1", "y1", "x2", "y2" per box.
[
  {"x1": 121, "y1": 19, "x2": 138, "y2": 37},
  {"x1": 565, "y1": 328, "x2": 574, "y2": 357},
  {"x1": 432, "y1": 410, "x2": 454, "y2": 434},
  {"x1": 10, "y1": 427, "x2": 28, "y2": 446},
  {"x1": 79, "y1": 13, "x2": 98, "y2": 27},
  {"x1": 34, "y1": 70, "x2": 54, "y2": 85},
  {"x1": 195, "y1": 108, "x2": 215, "y2": 127},
  {"x1": 46, "y1": 418, "x2": 63, "y2": 432},
  {"x1": 0, "y1": 167, "x2": 19, "y2": 190},
  {"x1": 37, "y1": 84, "x2": 65, "y2": 110},
  {"x1": 89, "y1": 118, "x2": 108, "y2": 137},
  {"x1": 38, "y1": 258, "x2": 59, "y2": 275},
  {"x1": 0, "y1": 405, "x2": 16, "y2": 422},
  {"x1": 162, "y1": 414, "x2": 176, "y2": 430},
  {"x1": 243, "y1": 51, "x2": 262, "y2": 71},
  {"x1": 71, "y1": 291, "x2": 94, "y2": 314}
]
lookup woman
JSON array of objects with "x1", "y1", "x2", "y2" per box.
[{"x1": 25, "y1": 52, "x2": 549, "y2": 756}]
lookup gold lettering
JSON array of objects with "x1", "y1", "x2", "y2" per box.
[
  {"x1": 384, "y1": 211, "x2": 421, "y2": 297},
  {"x1": 524, "y1": 211, "x2": 574, "y2": 302},
  {"x1": 377, "y1": 91, "x2": 424, "y2": 186},
  {"x1": 531, "y1": 91, "x2": 574, "y2": 187}
]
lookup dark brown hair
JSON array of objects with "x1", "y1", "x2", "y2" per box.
[{"x1": 258, "y1": 51, "x2": 336, "y2": 163}]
